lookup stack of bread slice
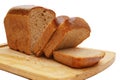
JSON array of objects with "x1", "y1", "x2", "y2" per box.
[{"x1": 4, "y1": 5, "x2": 105, "y2": 68}]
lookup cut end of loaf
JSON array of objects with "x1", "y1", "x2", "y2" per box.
[{"x1": 4, "y1": 5, "x2": 56, "y2": 55}]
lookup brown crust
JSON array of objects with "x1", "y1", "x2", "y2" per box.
[
  {"x1": 8, "y1": 9, "x2": 30, "y2": 15},
  {"x1": 68, "y1": 17, "x2": 91, "y2": 31},
  {"x1": 8, "y1": 5, "x2": 55, "y2": 16},
  {"x1": 4, "y1": 12, "x2": 31, "y2": 54}
]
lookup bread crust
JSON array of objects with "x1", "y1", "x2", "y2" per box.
[{"x1": 4, "y1": 9, "x2": 31, "y2": 54}]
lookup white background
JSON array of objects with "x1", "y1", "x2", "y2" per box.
[{"x1": 0, "y1": 0, "x2": 120, "y2": 80}]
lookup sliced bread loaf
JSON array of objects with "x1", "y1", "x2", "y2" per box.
[
  {"x1": 4, "y1": 5, "x2": 56, "y2": 55},
  {"x1": 43, "y1": 17, "x2": 91, "y2": 58},
  {"x1": 53, "y1": 48, "x2": 105, "y2": 68}
]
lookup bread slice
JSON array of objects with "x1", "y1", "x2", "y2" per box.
[
  {"x1": 53, "y1": 48, "x2": 105, "y2": 68},
  {"x1": 4, "y1": 5, "x2": 56, "y2": 55},
  {"x1": 34, "y1": 16, "x2": 69, "y2": 56},
  {"x1": 43, "y1": 17, "x2": 91, "y2": 58}
]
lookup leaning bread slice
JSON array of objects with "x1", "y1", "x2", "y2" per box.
[
  {"x1": 34, "y1": 16, "x2": 69, "y2": 56},
  {"x1": 43, "y1": 17, "x2": 91, "y2": 58},
  {"x1": 53, "y1": 48, "x2": 105, "y2": 68},
  {"x1": 4, "y1": 5, "x2": 56, "y2": 55}
]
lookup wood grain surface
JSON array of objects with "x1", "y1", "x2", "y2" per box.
[{"x1": 0, "y1": 45, "x2": 115, "y2": 80}]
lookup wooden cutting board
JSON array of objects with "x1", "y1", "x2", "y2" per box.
[{"x1": 0, "y1": 44, "x2": 115, "y2": 80}]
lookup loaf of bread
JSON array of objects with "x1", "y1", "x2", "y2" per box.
[
  {"x1": 53, "y1": 48, "x2": 105, "y2": 68},
  {"x1": 4, "y1": 5, "x2": 57, "y2": 55},
  {"x1": 43, "y1": 16, "x2": 91, "y2": 58},
  {"x1": 4, "y1": 5, "x2": 106, "y2": 69}
]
